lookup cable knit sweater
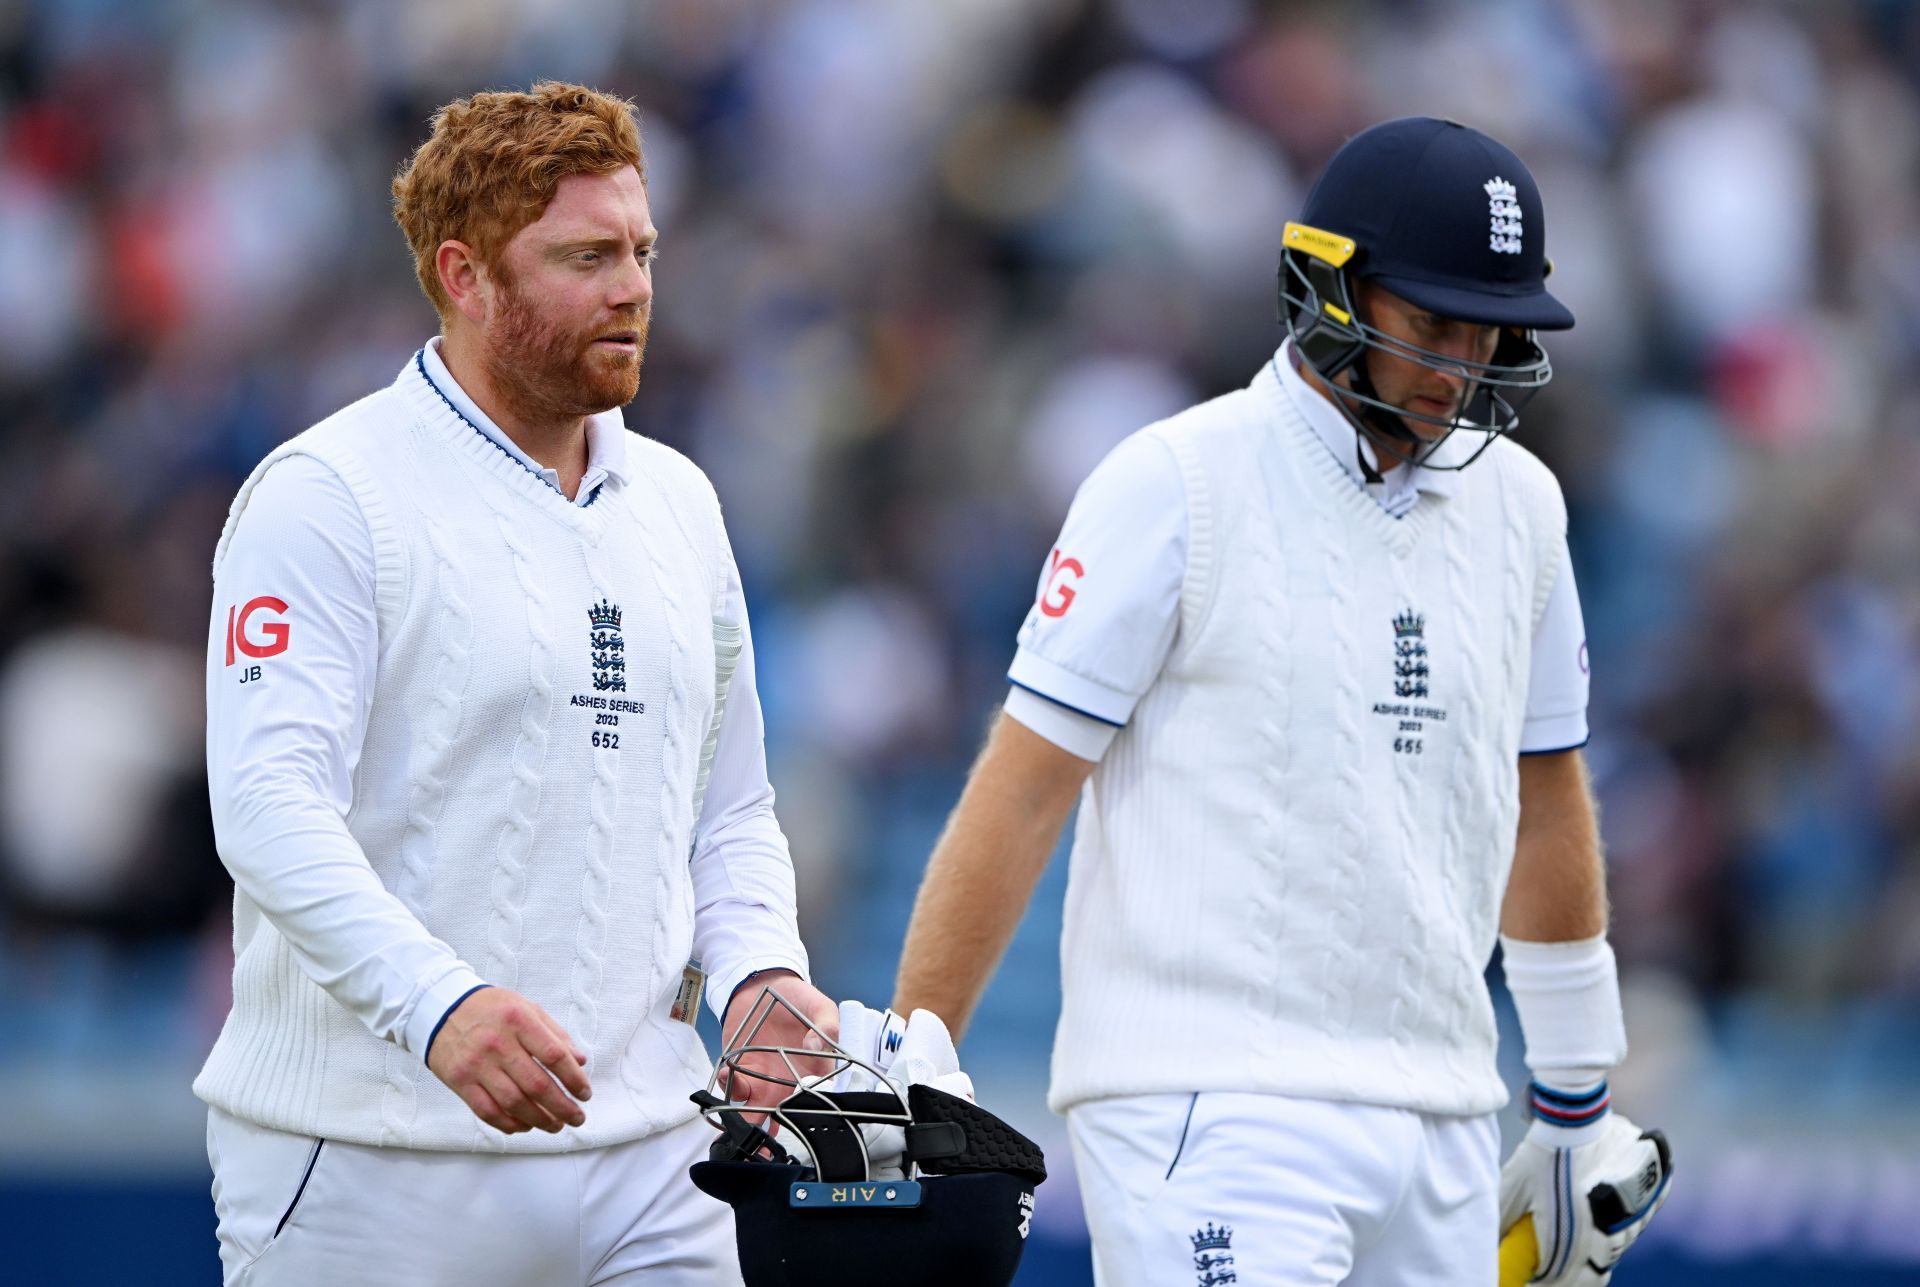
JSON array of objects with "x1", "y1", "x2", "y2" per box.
[
  {"x1": 1048, "y1": 360, "x2": 1565, "y2": 1117},
  {"x1": 195, "y1": 354, "x2": 801, "y2": 1151}
]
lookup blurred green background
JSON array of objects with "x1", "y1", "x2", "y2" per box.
[{"x1": 2, "y1": 0, "x2": 1918, "y2": 1281}]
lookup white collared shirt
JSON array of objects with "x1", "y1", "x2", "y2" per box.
[
  {"x1": 420, "y1": 336, "x2": 625, "y2": 505},
  {"x1": 1005, "y1": 343, "x2": 1590, "y2": 761},
  {"x1": 1286, "y1": 342, "x2": 1471, "y2": 519}
]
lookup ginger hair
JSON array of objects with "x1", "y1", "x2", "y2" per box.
[{"x1": 392, "y1": 81, "x2": 644, "y2": 318}]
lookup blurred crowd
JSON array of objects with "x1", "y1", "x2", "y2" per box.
[{"x1": 2, "y1": 0, "x2": 1918, "y2": 1109}]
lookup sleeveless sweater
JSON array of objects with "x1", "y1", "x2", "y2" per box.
[
  {"x1": 1049, "y1": 359, "x2": 1565, "y2": 1117},
  {"x1": 195, "y1": 356, "x2": 730, "y2": 1151}
]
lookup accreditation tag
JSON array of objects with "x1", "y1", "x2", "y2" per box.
[{"x1": 671, "y1": 960, "x2": 707, "y2": 1024}]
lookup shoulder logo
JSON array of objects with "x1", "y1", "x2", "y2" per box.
[
  {"x1": 588, "y1": 599, "x2": 626, "y2": 692},
  {"x1": 225, "y1": 596, "x2": 291, "y2": 665},
  {"x1": 1039, "y1": 548, "x2": 1084, "y2": 619},
  {"x1": 1484, "y1": 176, "x2": 1523, "y2": 254},
  {"x1": 1393, "y1": 608, "x2": 1429, "y2": 699},
  {"x1": 1191, "y1": 1222, "x2": 1235, "y2": 1284}
]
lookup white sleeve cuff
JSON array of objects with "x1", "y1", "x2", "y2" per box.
[
  {"x1": 1004, "y1": 686, "x2": 1113, "y2": 762},
  {"x1": 707, "y1": 955, "x2": 812, "y2": 1025},
  {"x1": 402, "y1": 964, "x2": 492, "y2": 1061},
  {"x1": 1007, "y1": 648, "x2": 1136, "y2": 727},
  {"x1": 1519, "y1": 709, "x2": 1589, "y2": 755}
]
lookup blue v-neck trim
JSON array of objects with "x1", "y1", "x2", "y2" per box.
[{"x1": 413, "y1": 350, "x2": 602, "y2": 508}]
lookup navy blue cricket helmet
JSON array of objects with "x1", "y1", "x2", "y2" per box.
[{"x1": 1280, "y1": 116, "x2": 1575, "y2": 466}]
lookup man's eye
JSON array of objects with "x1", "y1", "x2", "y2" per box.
[
  {"x1": 577, "y1": 250, "x2": 600, "y2": 264},
  {"x1": 638, "y1": 245, "x2": 659, "y2": 266}
]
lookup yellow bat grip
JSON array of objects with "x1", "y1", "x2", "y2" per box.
[{"x1": 1498, "y1": 1218, "x2": 1539, "y2": 1287}]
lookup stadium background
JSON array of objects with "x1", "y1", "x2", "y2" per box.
[{"x1": 2, "y1": 0, "x2": 1918, "y2": 1281}]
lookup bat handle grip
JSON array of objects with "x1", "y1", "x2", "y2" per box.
[{"x1": 1498, "y1": 1218, "x2": 1538, "y2": 1287}]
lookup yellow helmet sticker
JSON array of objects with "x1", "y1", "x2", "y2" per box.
[{"x1": 1284, "y1": 222, "x2": 1356, "y2": 267}]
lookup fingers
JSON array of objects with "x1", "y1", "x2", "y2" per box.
[
  {"x1": 784, "y1": 982, "x2": 839, "y2": 1042},
  {"x1": 425, "y1": 988, "x2": 593, "y2": 1135},
  {"x1": 465, "y1": 1083, "x2": 522, "y2": 1136},
  {"x1": 510, "y1": 1051, "x2": 588, "y2": 1130},
  {"x1": 483, "y1": 1063, "x2": 569, "y2": 1134},
  {"x1": 463, "y1": 1056, "x2": 584, "y2": 1136},
  {"x1": 731, "y1": 1052, "x2": 794, "y2": 1109},
  {"x1": 522, "y1": 1013, "x2": 593, "y2": 1103},
  {"x1": 494, "y1": 1006, "x2": 588, "y2": 1132}
]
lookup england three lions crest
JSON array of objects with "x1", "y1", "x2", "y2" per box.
[
  {"x1": 1191, "y1": 1223, "x2": 1235, "y2": 1284},
  {"x1": 1393, "y1": 608, "x2": 1429, "y2": 699},
  {"x1": 1485, "y1": 176, "x2": 1523, "y2": 254},
  {"x1": 588, "y1": 598, "x2": 626, "y2": 692},
  {"x1": 1373, "y1": 608, "x2": 1446, "y2": 757}
]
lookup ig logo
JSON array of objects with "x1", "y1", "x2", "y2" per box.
[
  {"x1": 226, "y1": 596, "x2": 291, "y2": 683},
  {"x1": 1039, "y1": 549, "x2": 1083, "y2": 619}
]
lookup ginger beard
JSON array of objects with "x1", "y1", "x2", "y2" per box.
[{"x1": 480, "y1": 262, "x2": 649, "y2": 428}]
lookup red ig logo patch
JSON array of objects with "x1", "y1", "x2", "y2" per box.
[
  {"x1": 1040, "y1": 549, "x2": 1084, "y2": 619},
  {"x1": 226, "y1": 596, "x2": 291, "y2": 674}
]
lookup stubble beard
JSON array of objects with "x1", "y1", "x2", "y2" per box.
[{"x1": 483, "y1": 276, "x2": 647, "y2": 429}]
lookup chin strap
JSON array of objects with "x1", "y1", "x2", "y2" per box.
[
  {"x1": 693, "y1": 1089, "x2": 803, "y2": 1168},
  {"x1": 1293, "y1": 344, "x2": 1430, "y2": 478}
]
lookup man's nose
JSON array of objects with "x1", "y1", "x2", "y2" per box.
[
  {"x1": 614, "y1": 254, "x2": 652, "y2": 309},
  {"x1": 1428, "y1": 332, "x2": 1492, "y2": 384},
  {"x1": 1430, "y1": 359, "x2": 1470, "y2": 392}
]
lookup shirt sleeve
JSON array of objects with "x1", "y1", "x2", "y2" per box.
[
  {"x1": 1519, "y1": 541, "x2": 1591, "y2": 754},
  {"x1": 690, "y1": 542, "x2": 810, "y2": 1022},
  {"x1": 207, "y1": 455, "x2": 487, "y2": 1061},
  {"x1": 1004, "y1": 430, "x2": 1186, "y2": 761}
]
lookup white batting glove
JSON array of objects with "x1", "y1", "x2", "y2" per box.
[
  {"x1": 1499, "y1": 1084, "x2": 1673, "y2": 1285},
  {"x1": 801, "y1": 1003, "x2": 974, "y2": 1179},
  {"x1": 818, "y1": 1001, "x2": 973, "y2": 1095},
  {"x1": 887, "y1": 1007, "x2": 974, "y2": 1101},
  {"x1": 824, "y1": 999, "x2": 909, "y2": 1076}
]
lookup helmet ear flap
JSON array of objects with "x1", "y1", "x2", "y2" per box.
[
  {"x1": 1491, "y1": 325, "x2": 1544, "y2": 371},
  {"x1": 1281, "y1": 249, "x2": 1367, "y2": 381}
]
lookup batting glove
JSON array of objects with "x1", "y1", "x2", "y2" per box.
[
  {"x1": 1498, "y1": 1083, "x2": 1673, "y2": 1285},
  {"x1": 802, "y1": 1002, "x2": 974, "y2": 1180}
]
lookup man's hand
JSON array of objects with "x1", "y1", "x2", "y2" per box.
[
  {"x1": 425, "y1": 987, "x2": 592, "y2": 1135},
  {"x1": 719, "y1": 971, "x2": 839, "y2": 1110},
  {"x1": 1500, "y1": 1112, "x2": 1673, "y2": 1285}
]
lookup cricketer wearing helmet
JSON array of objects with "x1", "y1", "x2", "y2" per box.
[{"x1": 894, "y1": 118, "x2": 1671, "y2": 1286}]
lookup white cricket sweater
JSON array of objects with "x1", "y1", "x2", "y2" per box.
[
  {"x1": 196, "y1": 352, "x2": 803, "y2": 1151},
  {"x1": 1049, "y1": 358, "x2": 1566, "y2": 1117}
]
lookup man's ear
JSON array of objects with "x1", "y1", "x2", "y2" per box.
[{"x1": 436, "y1": 240, "x2": 490, "y2": 326}]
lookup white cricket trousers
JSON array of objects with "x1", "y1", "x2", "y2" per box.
[
  {"x1": 207, "y1": 1106, "x2": 742, "y2": 1287},
  {"x1": 1069, "y1": 1091, "x2": 1501, "y2": 1287}
]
